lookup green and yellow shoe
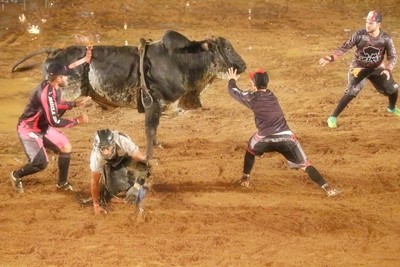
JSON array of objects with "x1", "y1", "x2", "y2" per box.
[
  {"x1": 327, "y1": 116, "x2": 337, "y2": 128},
  {"x1": 387, "y1": 107, "x2": 400, "y2": 117}
]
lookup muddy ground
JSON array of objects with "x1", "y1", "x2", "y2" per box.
[{"x1": 0, "y1": 0, "x2": 399, "y2": 266}]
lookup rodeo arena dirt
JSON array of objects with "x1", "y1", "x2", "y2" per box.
[{"x1": 1, "y1": 0, "x2": 400, "y2": 266}]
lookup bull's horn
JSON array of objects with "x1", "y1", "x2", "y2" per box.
[{"x1": 11, "y1": 47, "x2": 55, "y2": 72}]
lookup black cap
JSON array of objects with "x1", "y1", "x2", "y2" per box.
[{"x1": 249, "y1": 69, "x2": 269, "y2": 89}]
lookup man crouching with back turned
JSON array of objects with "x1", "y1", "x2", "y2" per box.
[{"x1": 90, "y1": 129, "x2": 151, "y2": 215}]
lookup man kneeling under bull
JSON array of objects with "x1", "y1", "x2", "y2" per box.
[{"x1": 90, "y1": 129, "x2": 151, "y2": 215}]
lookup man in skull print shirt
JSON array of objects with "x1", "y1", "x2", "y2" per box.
[{"x1": 319, "y1": 10, "x2": 399, "y2": 128}]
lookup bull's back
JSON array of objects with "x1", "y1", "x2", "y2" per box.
[
  {"x1": 45, "y1": 45, "x2": 142, "y2": 107},
  {"x1": 89, "y1": 46, "x2": 141, "y2": 106}
]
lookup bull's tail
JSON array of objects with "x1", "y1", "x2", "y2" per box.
[{"x1": 11, "y1": 47, "x2": 55, "y2": 72}]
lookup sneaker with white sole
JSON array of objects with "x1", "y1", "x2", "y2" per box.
[
  {"x1": 326, "y1": 188, "x2": 343, "y2": 197},
  {"x1": 56, "y1": 181, "x2": 75, "y2": 191},
  {"x1": 238, "y1": 174, "x2": 250, "y2": 188},
  {"x1": 387, "y1": 107, "x2": 400, "y2": 117},
  {"x1": 327, "y1": 116, "x2": 337, "y2": 128},
  {"x1": 322, "y1": 183, "x2": 342, "y2": 197},
  {"x1": 10, "y1": 171, "x2": 24, "y2": 193}
]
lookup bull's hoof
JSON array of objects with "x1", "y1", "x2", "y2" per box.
[
  {"x1": 161, "y1": 108, "x2": 187, "y2": 118},
  {"x1": 175, "y1": 108, "x2": 187, "y2": 115},
  {"x1": 161, "y1": 112, "x2": 173, "y2": 118}
]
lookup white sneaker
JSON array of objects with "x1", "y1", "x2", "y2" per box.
[
  {"x1": 10, "y1": 171, "x2": 24, "y2": 193},
  {"x1": 56, "y1": 182, "x2": 75, "y2": 191},
  {"x1": 238, "y1": 174, "x2": 250, "y2": 188},
  {"x1": 326, "y1": 188, "x2": 343, "y2": 198}
]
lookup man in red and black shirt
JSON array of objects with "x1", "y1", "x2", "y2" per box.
[
  {"x1": 227, "y1": 67, "x2": 342, "y2": 197},
  {"x1": 319, "y1": 10, "x2": 399, "y2": 128},
  {"x1": 11, "y1": 61, "x2": 91, "y2": 193}
]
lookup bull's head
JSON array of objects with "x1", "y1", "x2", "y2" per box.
[{"x1": 205, "y1": 36, "x2": 246, "y2": 76}]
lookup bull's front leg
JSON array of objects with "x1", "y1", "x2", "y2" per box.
[{"x1": 144, "y1": 100, "x2": 162, "y2": 159}]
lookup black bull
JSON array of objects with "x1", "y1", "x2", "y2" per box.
[{"x1": 12, "y1": 30, "x2": 247, "y2": 158}]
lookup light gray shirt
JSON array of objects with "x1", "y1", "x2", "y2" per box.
[{"x1": 90, "y1": 131, "x2": 139, "y2": 173}]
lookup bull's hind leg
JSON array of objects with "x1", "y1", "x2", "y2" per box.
[{"x1": 145, "y1": 100, "x2": 162, "y2": 159}]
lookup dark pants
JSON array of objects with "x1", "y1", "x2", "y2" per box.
[
  {"x1": 243, "y1": 133, "x2": 327, "y2": 187},
  {"x1": 245, "y1": 133, "x2": 309, "y2": 171},
  {"x1": 332, "y1": 68, "x2": 399, "y2": 117}
]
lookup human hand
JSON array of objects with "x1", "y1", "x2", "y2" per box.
[
  {"x1": 94, "y1": 204, "x2": 107, "y2": 215},
  {"x1": 84, "y1": 45, "x2": 93, "y2": 63},
  {"x1": 77, "y1": 113, "x2": 89, "y2": 124},
  {"x1": 75, "y1": 96, "x2": 92, "y2": 107},
  {"x1": 227, "y1": 67, "x2": 240, "y2": 81},
  {"x1": 318, "y1": 56, "x2": 333, "y2": 67},
  {"x1": 380, "y1": 69, "x2": 390, "y2": 80}
]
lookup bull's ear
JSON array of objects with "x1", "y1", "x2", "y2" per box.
[
  {"x1": 210, "y1": 35, "x2": 217, "y2": 41},
  {"x1": 201, "y1": 41, "x2": 211, "y2": 51}
]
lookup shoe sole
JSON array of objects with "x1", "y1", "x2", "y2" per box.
[
  {"x1": 328, "y1": 190, "x2": 343, "y2": 198},
  {"x1": 387, "y1": 108, "x2": 400, "y2": 116},
  {"x1": 56, "y1": 185, "x2": 75, "y2": 192},
  {"x1": 327, "y1": 121, "x2": 337, "y2": 128}
]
